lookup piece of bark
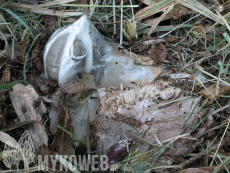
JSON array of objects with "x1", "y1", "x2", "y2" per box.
[{"x1": 10, "y1": 83, "x2": 48, "y2": 149}]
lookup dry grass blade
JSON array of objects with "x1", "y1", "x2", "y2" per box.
[
  {"x1": 137, "y1": 16, "x2": 171, "y2": 31},
  {"x1": 147, "y1": 3, "x2": 174, "y2": 36},
  {"x1": 216, "y1": 11, "x2": 230, "y2": 31},
  {"x1": 213, "y1": 154, "x2": 230, "y2": 173},
  {"x1": 144, "y1": 96, "x2": 189, "y2": 111},
  {"x1": 210, "y1": 117, "x2": 230, "y2": 167},
  {"x1": 5, "y1": 3, "x2": 83, "y2": 17},
  {"x1": 178, "y1": 168, "x2": 206, "y2": 173},
  {"x1": 135, "y1": 0, "x2": 173, "y2": 20},
  {"x1": 178, "y1": 0, "x2": 223, "y2": 24},
  {"x1": 199, "y1": 69, "x2": 230, "y2": 87},
  {"x1": 38, "y1": 0, "x2": 76, "y2": 6}
]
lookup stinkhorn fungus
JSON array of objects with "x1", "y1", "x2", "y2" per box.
[{"x1": 43, "y1": 15, "x2": 205, "y2": 158}]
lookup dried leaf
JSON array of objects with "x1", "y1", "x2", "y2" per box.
[
  {"x1": 197, "y1": 83, "x2": 230, "y2": 102},
  {"x1": 148, "y1": 43, "x2": 166, "y2": 62},
  {"x1": 193, "y1": 24, "x2": 205, "y2": 35},
  {"x1": 167, "y1": 36, "x2": 179, "y2": 43},
  {"x1": 1, "y1": 66, "x2": 10, "y2": 84},
  {"x1": 44, "y1": 15, "x2": 57, "y2": 32}
]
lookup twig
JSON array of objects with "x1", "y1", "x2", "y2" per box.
[
  {"x1": 3, "y1": 121, "x2": 37, "y2": 132},
  {"x1": 172, "y1": 144, "x2": 219, "y2": 172}
]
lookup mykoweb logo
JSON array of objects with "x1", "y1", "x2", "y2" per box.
[
  {"x1": 37, "y1": 154, "x2": 115, "y2": 171},
  {"x1": 3, "y1": 130, "x2": 118, "y2": 171}
]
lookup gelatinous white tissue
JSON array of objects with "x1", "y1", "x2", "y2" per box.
[
  {"x1": 44, "y1": 15, "x2": 203, "y2": 155},
  {"x1": 43, "y1": 15, "x2": 154, "y2": 88}
]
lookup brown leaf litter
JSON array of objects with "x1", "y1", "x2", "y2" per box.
[
  {"x1": 197, "y1": 83, "x2": 230, "y2": 102},
  {"x1": 23, "y1": 74, "x2": 58, "y2": 94},
  {"x1": 148, "y1": 43, "x2": 166, "y2": 62}
]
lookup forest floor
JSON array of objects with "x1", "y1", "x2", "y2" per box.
[{"x1": 0, "y1": 0, "x2": 230, "y2": 172}]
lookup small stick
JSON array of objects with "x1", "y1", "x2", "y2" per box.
[{"x1": 3, "y1": 120, "x2": 37, "y2": 132}]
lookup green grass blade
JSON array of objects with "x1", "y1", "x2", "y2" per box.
[
  {"x1": 57, "y1": 125, "x2": 87, "y2": 146},
  {"x1": 213, "y1": 155, "x2": 230, "y2": 173},
  {"x1": 3, "y1": 8, "x2": 34, "y2": 38},
  {"x1": 126, "y1": 131, "x2": 155, "y2": 146},
  {"x1": 197, "y1": 99, "x2": 208, "y2": 113},
  {"x1": 0, "y1": 81, "x2": 19, "y2": 90},
  {"x1": 23, "y1": 34, "x2": 40, "y2": 81},
  {"x1": 182, "y1": 96, "x2": 202, "y2": 127},
  {"x1": 11, "y1": 36, "x2": 14, "y2": 60},
  {"x1": 0, "y1": 80, "x2": 32, "y2": 90},
  {"x1": 192, "y1": 109, "x2": 214, "y2": 132},
  {"x1": 89, "y1": 0, "x2": 100, "y2": 19},
  {"x1": 61, "y1": 4, "x2": 138, "y2": 8}
]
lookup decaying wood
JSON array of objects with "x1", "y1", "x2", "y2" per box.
[{"x1": 10, "y1": 83, "x2": 48, "y2": 149}]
